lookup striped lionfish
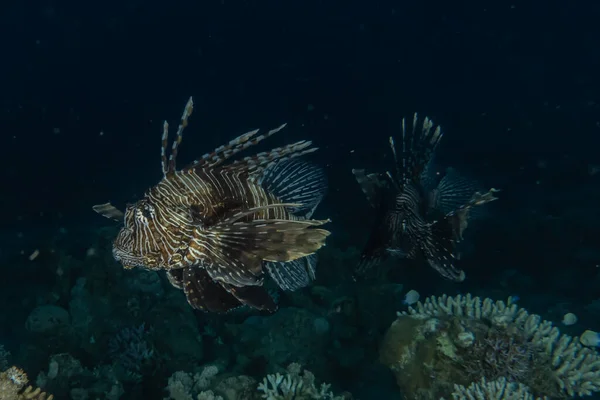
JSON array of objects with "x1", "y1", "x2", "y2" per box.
[
  {"x1": 352, "y1": 114, "x2": 498, "y2": 281},
  {"x1": 93, "y1": 97, "x2": 331, "y2": 313}
]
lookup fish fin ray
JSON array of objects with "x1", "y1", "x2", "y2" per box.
[
  {"x1": 431, "y1": 168, "x2": 486, "y2": 215},
  {"x1": 204, "y1": 261, "x2": 263, "y2": 287},
  {"x1": 422, "y1": 219, "x2": 465, "y2": 282},
  {"x1": 443, "y1": 187, "x2": 500, "y2": 240},
  {"x1": 260, "y1": 160, "x2": 327, "y2": 219},
  {"x1": 161, "y1": 97, "x2": 194, "y2": 177},
  {"x1": 183, "y1": 124, "x2": 287, "y2": 171},
  {"x1": 265, "y1": 253, "x2": 317, "y2": 291},
  {"x1": 92, "y1": 202, "x2": 124, "y2": 221},
  {"x1": 393, "y1": 114, "x2": 443, "y2": 185},
  {"x1": 181, "y1": 267, "x2": 243, "y2": 312},
  {"x1": 220, "y1": 141, "x2": 318, "y2": 177},
  {"x1": 194, "y1": 218, "x2": 329, "y2": 287}
]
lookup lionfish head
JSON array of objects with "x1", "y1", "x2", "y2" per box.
[{"x1": 112, "y1": 198, "x2": 168, "y2": 270}]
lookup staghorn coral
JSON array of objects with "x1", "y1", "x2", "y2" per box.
[
  {"x1": 257, "y1": 363, "x2": 345, "y2": 400},
  {"x1": 0, "y1": 366, "x2": 53, "y2": 400},
  {"x1": 447, "y1": 377, "x2": 547, "y2": 400},
  {"x1": 380, "y1": 294, "x2": 600, "y2": 400}
]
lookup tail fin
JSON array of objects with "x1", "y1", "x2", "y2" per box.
[
  {"x1": 388, "y1": 114, "x2": 444, "y2": 186},
  {"x1": 260, "y1": 160, "x2": 328, "y2": 219}
]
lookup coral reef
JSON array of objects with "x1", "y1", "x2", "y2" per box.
[
  {"x1": 257, "y1": 363, "x2": 346, "y2": 400},
  {"x1": 35, "y1": 353, "x2": 124, "y2": 399},
  {"x1": 164, "y1": 365, "x2": 257, "y2": 400},
  {"x1": 380, "y1": 294, "x2": 600, "y2": 399},
  {"x1": 447, "y1": 377, "x2": 547, "y2": 400},
  {"x1": 0, "y1": 365, "x2": 53, "y2": 400},
  {"x1": 108, "y1": 323, "x2": 157, "y2": 383}
]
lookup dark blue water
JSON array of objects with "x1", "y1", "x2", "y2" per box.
[{"x1": 2, "y1": 0, "x2": 600, "y2": 399}]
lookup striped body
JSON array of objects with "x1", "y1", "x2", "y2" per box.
[
  {"x1": 115, "y1": 168, "x2": 297, "y2": 274},
  {"x1": 353, "y1": 114, "x2": 498, "y2": 282},
  {"x1": 96, "y1": 97, "x2": 330, "y2": 312},
  {"x1": 385, "y1": 182, "x2": 428, "y2": 259}
]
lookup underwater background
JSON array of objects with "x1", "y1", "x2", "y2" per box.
[{"x1": 3, "y1": 0, "x2": 600, "y2": 399}]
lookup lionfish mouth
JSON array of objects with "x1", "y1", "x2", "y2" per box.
[{"x1": 112, "y1": 246, "x2": 145, "y2": 268}]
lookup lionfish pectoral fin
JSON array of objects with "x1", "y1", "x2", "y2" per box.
[
  {"x1": 260, "y1": 160, "x2": 328, "y2": 219},
  {"x1": 220, "y1": 140, "x2": 318, "y2": 177},
  {"x1": 92, "y1": 202, "x2": 124, "y2": 221},
  {"x1": 218, "y1": 203, "x2": 304, "y2": 225},
  {"x1": 194, "y1": 217, "x2": 329, "y2": 287},
  {"x1": 204, "y1": 217, "x2": 329, "y2": 258},
  {"x1": 220, "y1": 283, "x2": 278, "y2": 312},
  {"x1": 452, "y1": 185, "x2": 500, "y2": 212},
  {"x1": 431, "y1": 168, "x2": 496, "y2": 216},
  {"x1": 422, "y1": 219, "x2": 465, "y2": 282},
  {"x1": 204, "y1": 261, "x2": 263, "y2": 287},
  {"x1": 352, "y1": 169, "x2": 388, "y2": 208},
  {"x1": 264, "y1": 253, "x2": 317, "y2": 291},
  {"x1": 181, "y1": 267, "x2": 244, "y2": 313}
]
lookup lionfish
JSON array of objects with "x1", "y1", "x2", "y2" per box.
[
  {"x1": 352, "y1": 114, "x2": 498, "y2": 281},
  {"x1": 93, "y1": 97, "x2": 331, "y2": 313}
]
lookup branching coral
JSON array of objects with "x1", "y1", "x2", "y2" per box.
[
  {"x1": 381, "y1": 293, "x2": 600, "y2": 399},
  {"x1": 164, "y1": 365, "x2": 222, "y2": 400},
  {"x1": 108, "y1": 323, "x2": 157, "y2": 383},
  {"x1": 462, "y1": 330, "x2": 536, "y2": 383},
  {"x1": 448, "y1": 377, "x2": 547, "y2": 400},
  {"x1": 0, "y1": 366, "x2": 53, "y2": 400},
  {"x1": 257, "y1": 363, "x2": 345, "y2": 400}
]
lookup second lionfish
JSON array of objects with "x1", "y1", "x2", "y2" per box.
[
  {"x1": 353, "y1": 114, "x2": 498, "y2": 282},
  {"x1": 94, "y1": 97, "x2": 330, "y2": 313}
]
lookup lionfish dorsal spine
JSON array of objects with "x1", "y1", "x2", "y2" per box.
[
  {"x1": 184, "y1": 123, "x2": 288, "y2": 171},
  {"x1": 388, "y1": 136, "x2": 402, "y2": 188},
  {"x1": 220, "y1": 140, "x2": 317, "y2": 177},
  {"x1": 161, "y1": 96, "x2": 194, "y2": 177}
]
